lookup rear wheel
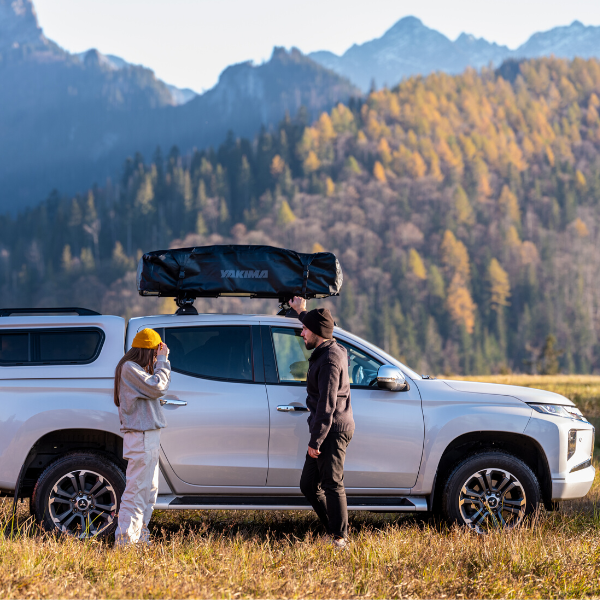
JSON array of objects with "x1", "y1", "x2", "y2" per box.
[
  {"x1": 32, "y1": 452, "x2": 125, "y2": 539},
  {"x1": 441, "y1": 451, "x2": 541, "y2": 534}
]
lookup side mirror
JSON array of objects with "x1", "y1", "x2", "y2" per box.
[{"x1": 377, "y1": 365, "x2": 409, "y2": 392}]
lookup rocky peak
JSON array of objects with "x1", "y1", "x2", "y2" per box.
[
  {"x1": 385, "y1": 16, "x2": 426, "y2": 35},
  {"x1": 0, "y1": 0, "x2": 47, "y2": 52},
  {"x1": 82, "y1": 48, "x2": 117, "y2": 70},
  {"x1": 379, "y1": 16, "x2": 445, "y2": 46}
]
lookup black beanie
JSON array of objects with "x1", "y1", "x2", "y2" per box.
[{"x1": 301, "y1": 308, "x2": 334, "y2": 339}]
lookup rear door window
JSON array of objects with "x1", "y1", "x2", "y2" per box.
[{"x1": 164, "y1": 326, "x2": 253, "y2": 382}]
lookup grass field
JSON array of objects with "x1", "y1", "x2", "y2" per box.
[{"x1": 1, "y1": 375, "x2": 599, "y2": 599}]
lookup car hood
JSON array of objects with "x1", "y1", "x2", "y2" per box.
[{"x1": 442, "y1": 380, "x2": 575, "y2": 406}]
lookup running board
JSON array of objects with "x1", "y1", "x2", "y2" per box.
[{"x1": 154, "y1": 495, "x2": 428, "y2": 512}]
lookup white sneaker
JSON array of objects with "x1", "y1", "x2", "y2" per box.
[
  {"x1": 139, "y1": 525, "x2": 153, "y2": 545},
  {"x1": 332, "y1": 537, "x2": 348, "y2": 549},
  {"x1": 114, "y1": 533, "x2": 131, "y2": 547}
]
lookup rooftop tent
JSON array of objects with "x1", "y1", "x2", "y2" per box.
[{"x1": 137, "y1": 245, "x2": 343, "y2": 307}]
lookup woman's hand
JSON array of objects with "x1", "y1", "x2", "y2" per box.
[{"x1": 157, "y1": 342, "x2": 169, "y2": 358}]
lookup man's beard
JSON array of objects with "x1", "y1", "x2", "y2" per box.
[{"x1": 304, "y1": 338, "x2": 316, "y2": 350}]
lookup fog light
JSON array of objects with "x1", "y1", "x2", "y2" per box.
[
  {"x1": 570, "y1": 458, "x2": 592, "y2": 473},
  {"x1": 568, "y1": 429, "x2": 577, "y2": 460}
]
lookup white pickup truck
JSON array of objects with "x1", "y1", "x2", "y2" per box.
[{"x1": 0, "y1": 306, "x2": 594, "y2": 538}]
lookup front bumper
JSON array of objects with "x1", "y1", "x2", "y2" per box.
[
  {"x1": 525, "y1": 412, "x2": 595, "y2": 501},
  {"x1": 552, "y1": 465, "x2": 595, "y2": 500}
]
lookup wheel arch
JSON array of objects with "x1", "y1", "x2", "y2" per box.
[
  {"x1": 21, "y1": 428, "x2": 125, "y2": 497},
  {"x1": 430, "y1": 431, "x2": 553, "y2": 513}
]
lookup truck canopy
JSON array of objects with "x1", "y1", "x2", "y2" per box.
[{"x1": 0, "y1": 315, "x2": 125, "y2": 379}]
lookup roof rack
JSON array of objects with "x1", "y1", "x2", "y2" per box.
[{"x1": 0, "y1": 307, "x2": 101, "y2": 317}]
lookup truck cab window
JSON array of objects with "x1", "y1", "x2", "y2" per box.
[
  {"x1": 271, "y1": 327, "x2": 312, "y2": 383},
  {"x1": 270, "y1": 328, "x2": 383, "y2": 386}
]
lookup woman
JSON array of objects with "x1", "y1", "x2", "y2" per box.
[{"x1": 113, "y1": 328, "x2": 170, "y2": 546}]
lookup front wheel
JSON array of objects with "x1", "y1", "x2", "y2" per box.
[
  {"x1": 31, "y1": 452, "x2": 125, "y2": 539},
  {"x1": 441, "y1": 451, "x2": 541, "y2": 534}
]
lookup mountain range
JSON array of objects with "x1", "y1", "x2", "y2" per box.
[
  {"x1": 4, "y1": 0, "x2": 600, "y2": 211},
  {"x1": 309, "y1": 17, "x2": 600, "y2": 91},
  {"x1": 0, "y1": 0, "x2": 358, "y2": 211}
]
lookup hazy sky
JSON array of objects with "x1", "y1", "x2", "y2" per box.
[{"x1": 34, "y1": 0, "x2": 600, "y2": 93}]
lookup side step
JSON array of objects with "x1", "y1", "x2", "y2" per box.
[{"x1": 154, "y1": 495, "x2": 428, "y2": 512}]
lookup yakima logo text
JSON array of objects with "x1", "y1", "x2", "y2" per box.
[{"x1": 220, "y1": 270, "x2": 268, "y2": 279}]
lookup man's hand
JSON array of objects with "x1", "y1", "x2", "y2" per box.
[
  {"x1": 289, "y1": 296, "x2": 307, "y2": 314},
  {"x1": 308, "y1": 445, "x2": 320, "y2": 458}
]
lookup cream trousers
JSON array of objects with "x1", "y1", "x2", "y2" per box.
[{"x1": 115, "y1": 429, "x2": 160, "y2": 545}]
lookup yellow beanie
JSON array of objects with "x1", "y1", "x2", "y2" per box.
[{"x1": 132, "y1": 328, "x2": 162, "y2": 349}]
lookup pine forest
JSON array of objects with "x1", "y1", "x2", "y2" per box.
[{"x1": 2, "y1": 57, "x2": 600, "y2": 376}]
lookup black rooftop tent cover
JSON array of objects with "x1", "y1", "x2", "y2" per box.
[{"x1": 137, "y1": 245, "x2": 343, "y2": 302}]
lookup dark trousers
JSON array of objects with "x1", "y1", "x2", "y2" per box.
[{"x1": 300, "y1": 430, "x2": 353, "y2": 539}]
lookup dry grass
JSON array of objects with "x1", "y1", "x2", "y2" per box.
[{"x1": 1, "y1": 375, "x2": 600, "y2": 599}]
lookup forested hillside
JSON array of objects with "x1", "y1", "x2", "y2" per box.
[{"x1": 2, "y1": 57, "x2": 600, "y2": 375}]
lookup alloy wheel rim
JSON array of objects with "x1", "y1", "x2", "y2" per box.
[
  {"x1": 48, "y1": 469, "x2": 117, "y2": 538},
  {"x1": 458, "y1": 467, "x2": 526, "y2": 534}
]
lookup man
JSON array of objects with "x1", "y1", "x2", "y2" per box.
[{"x1": 289, "y1": 296, "x2": 355, "y2": 549}]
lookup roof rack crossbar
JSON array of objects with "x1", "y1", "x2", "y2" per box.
[{"x1": 0, "y1": 307, "x2": 101, "y2": 317}]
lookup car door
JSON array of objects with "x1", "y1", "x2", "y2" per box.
[
  {"x1": 157, "y1": 322, "x2": 270, "y2": 486},
  {"x1": 264, "y1": 324, "x2": 425, "y2": 489}
]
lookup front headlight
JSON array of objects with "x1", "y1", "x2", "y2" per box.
[{"x1": 528, "y1": 403, "x2": 588, "y2": 422}]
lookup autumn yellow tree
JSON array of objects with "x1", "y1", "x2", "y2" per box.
[
  {"x1": 277, "y1": 200, "x2": 296, "y2": 226},
  {"x1": 303, "y1": 151, "x2": 320, "y2": 174},
  {"x1": 373, "y1": 161, "x2": 387, "y2": 183},
  {"x1": 325, "y1": 177, "x2": 335, "y2": 197},
  {"x1": 487, "y1": 258, "x2": 511, "y2": 311},
  {"x1": 331, "y1": 103, "x2": 356, "y2": 134},
  {"x1": 453, "y1": 185, "x2": 474, "y2": 225},
  {"x1": 440, "y1": 230, "x2": 470, "y2": 282},
  {"x1": 498, "y1": 185, "x2": 521, "y2": 223},
  {"x1": 446, "y1": 274, "x2": 476, "y2": 333},
  {"x1": 270, "y1": 155, "x2": 285, "y2": 177},
  {"x1": 378, "y1": 138, "x2": 392, "y2": 166},
  {"x1": 317, "y1": 112, "x2": 335, "y2": 143},
  {"x1": 409, "y1": 248, "x2": 427, "y2": 279}
]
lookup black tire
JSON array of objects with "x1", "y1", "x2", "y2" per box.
[
  {"x1": 31, "y1": 452, "x2": 126, "y2": 539},
  {"x1": 441, "y1": 451, "x2": 541, "y2": 534}
]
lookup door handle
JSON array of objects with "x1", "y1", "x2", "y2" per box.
[
  {"x1": 162, "y1": 398, "x2": 187, "y2": 406},
  {"x1": 277, "y1": 405, "x2": 309, "y2": 412}
]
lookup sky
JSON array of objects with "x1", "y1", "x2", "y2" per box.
[{"x1": 33, "y1": 0, "x2": 600, "y2": 93}]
